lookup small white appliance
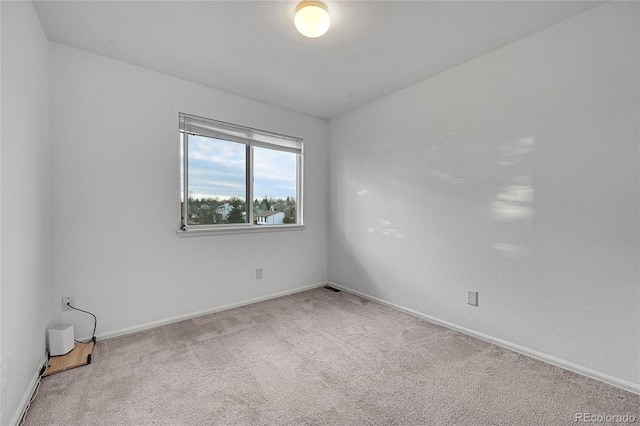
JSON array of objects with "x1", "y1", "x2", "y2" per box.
[{"x1": 48, "y1": 324, "x2": 75, "y2": 356}]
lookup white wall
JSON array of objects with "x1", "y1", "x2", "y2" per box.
[
  {"x1": 49, "y1": 43, "x2": 329, "y2": 338},
  {"x1": 329, "y1": 2, "x2": 639, "y2": 389},
  {"x1": 1, "y1": 2, "x2": 52, "y2": 424}
]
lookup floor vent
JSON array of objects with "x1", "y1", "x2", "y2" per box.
[{"x1": 324, "y1": 285, "x2": 341, "y2": 292}]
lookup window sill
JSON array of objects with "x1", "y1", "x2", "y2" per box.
[{"x1": 176, "y1": 224, "x2": 305, "y2": 238}]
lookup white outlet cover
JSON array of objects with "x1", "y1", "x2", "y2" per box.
[
  {"x1": 62, "y1": 296, "x2": 73, "y2": 311},
  {"x1": 467, "y1": 290, "x2": 478, "y2": 306}
]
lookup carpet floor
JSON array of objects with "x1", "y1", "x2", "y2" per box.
[{"x1": 24, "y1": 287, "x2": 638, "y2": 425}]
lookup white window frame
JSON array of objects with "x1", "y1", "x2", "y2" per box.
[{"x1": 177, "y1": 113, "x2": 304, "y2": 237}]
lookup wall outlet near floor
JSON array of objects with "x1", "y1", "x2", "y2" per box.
[
  {"x1": 467, "y1": 290, "x2": 478, "y2": 306},
  {"x1": 62, "y1": 296, "x2": 74, "y2": 311},
  {"x1": 256, "y1": 268, "x2": 263, "y2": 280}
]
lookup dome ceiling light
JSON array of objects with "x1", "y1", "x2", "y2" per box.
[{"x1": 294, "y1": 1, "x2": 331, "y2": 38}]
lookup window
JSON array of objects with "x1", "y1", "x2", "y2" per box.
[{"x1": 179, "y1": 113, "x2": 303, "y2": 234}]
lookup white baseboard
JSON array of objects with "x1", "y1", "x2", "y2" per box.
[
  {"x1": 327, "y1": 281, "x2": 640, "y2": 395},
  {"x1": 11, "y1": 354, "x2": 48, "y2": 426},
  {"x1": 89, "y1": 282, "x2": 327, "y2": 342}
]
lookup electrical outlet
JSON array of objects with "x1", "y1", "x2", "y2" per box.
[
  {"x1": 467, "y1": 290, "x2": 478, "y2": 307},
  {"x1": 256, "y1": 268, "x2": 263, "y2": 280},
  {"x1": 62, "y1": 296, "x2": 74, "y2": 311}
]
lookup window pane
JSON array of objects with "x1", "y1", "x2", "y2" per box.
[
  {"x1": 253, "y1": 147, "x2": 297, "y2": 225},
  {"x1": 186, "y1": 134, "x2": 246, "y2": 225},
  {"x1": 180, "y1": 133, "x2": 184, "y2": 205}
]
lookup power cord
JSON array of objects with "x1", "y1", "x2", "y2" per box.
[
  {"x1": 18, "y1": 355, "x2": 48, "y2": 426},
  {"x1": 67, "y1": 303, "x2": 97, "y2": 344}
]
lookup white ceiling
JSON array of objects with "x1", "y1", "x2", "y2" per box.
[{"x1": 33, "y1": 1, "x2": 601, "y2": 120}]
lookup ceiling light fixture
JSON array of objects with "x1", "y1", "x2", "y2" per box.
[{"x1": 294, "y1": 0, "x2": 330, "y2": 38}]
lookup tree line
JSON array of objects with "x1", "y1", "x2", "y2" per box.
[{"x1": 185, "y1": 194, "x2": 296, "y2": 225}]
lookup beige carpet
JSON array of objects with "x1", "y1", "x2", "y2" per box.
[{"x1": 24, "y1": 287, "x2": 638, "y2": 425}]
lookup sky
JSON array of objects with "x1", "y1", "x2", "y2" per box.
[{"x1": 182, "y1": 135, "x2": 297, "y2": 201}]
